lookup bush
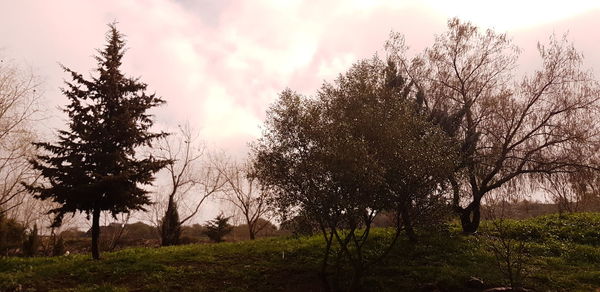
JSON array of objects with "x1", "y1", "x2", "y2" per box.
[{"x1": 0, "y1": 215, "x2": 25, "y2": 256}]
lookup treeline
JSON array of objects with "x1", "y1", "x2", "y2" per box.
[{"x1": 1, "y1": 18, "x2": 600, "y2": 290}]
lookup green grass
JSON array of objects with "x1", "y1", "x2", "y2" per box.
[{"x1": 1, "y1": 213, "x2": 600, "y2": 291}]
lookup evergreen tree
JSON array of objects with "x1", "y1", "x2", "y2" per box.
[
  {"x1": 160, "y1": 198, "x2": 181, "y2": 246},
  {"x1": 25, "y1": 24, "x2": 169, "y2": 259},
  {"x1": 203, "y1": 214, "x2": 233, "y2": 243},
  {"x1": 22, "y1": 224, "x2": 39, "y2": 257}
]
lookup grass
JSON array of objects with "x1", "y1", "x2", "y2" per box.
[{"x1": 1, "y1": 213, "x2": 600, "y2": 291}]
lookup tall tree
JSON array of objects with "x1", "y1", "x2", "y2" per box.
[
  {"x1": 25, "y1": 24, "x2": 169, "y2": 259},
  {"x1": 391, "y1": 18, "x2": 600, "y2": 233},
  {"x1": 253, "y1": 56, "x2": 457, "y2": 290}
]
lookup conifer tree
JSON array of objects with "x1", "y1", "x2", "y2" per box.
[
  {"x1": 203, "y1": 214, "x2": 233, "y2": 243},
  {"x1": 25, "y1": 24, "x2": 169, "y2": 259}
]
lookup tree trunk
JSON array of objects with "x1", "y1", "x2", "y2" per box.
[
  {"x1": 460, "y1": 202, "x2": 481, "y2": 234},
  {"x1": 248, "y1": 223, "x2": 255, "y2": 240},
  {"x1": 401, "y1": 205, "x2": 416, "y2": 242},
  {"x1": 91, "y1": 207, "x2": 101, "y2": 260}
]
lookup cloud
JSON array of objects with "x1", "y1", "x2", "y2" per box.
[{"x1": 0, "y1": 0, "x2": 599, "y2": 155}]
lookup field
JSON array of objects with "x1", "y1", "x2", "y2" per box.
[{"x1": 1, "y1": 213, "x2": 600, "y2": 291}]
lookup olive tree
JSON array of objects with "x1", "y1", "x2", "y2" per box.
[{"x1": 253, "y1": 56, "x2": 457, "y2": 290}]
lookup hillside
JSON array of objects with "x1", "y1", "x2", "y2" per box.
[{"x1": 1, "y1": 213, "x2": 600, "y2": 291}]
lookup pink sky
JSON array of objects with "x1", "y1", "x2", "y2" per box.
[
  {"x1": 1, "y1": 0, "x2": 600, "y2": 225},
  {"x1": 1, "y1": 1, "x2": 600, "y2": 156}
]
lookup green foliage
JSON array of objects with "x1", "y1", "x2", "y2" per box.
[
  {"x1": 25, "y1": 24, "x2": 169, "y2": 259},
  {"x1": 53, "y1": 236, "x2": 65, "y2": 257},
  {"x1": 480, "y1": 213, "x2": 600, "y2": 245},
  {"x1": 22, "y1": 224, "x2": 40, "y2": 257},
  {"x1": 203, "y1": 214, "x2": 233, "y2": 243},
  {"x1": 161, "y1": 199, "x2": 181, "y2": 246},
  {"x1": 0, "y1": 214, "x2": 25, "y2": 256},
  {"x1": 0, "y1": 214, "x2": 599, "y2": 291},
  {"x1": 253, "y1": 54, "x2": 458, "y2": 289}
]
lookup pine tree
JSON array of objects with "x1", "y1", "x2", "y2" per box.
[
  {"x1": 25, "y1": 24, "x2": 169, "y2": 260},
  {"x1": 203, "y1": 214, "x2": 233, "y2": 243}
]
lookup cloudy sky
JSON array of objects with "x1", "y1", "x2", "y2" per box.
[
  {"x1": 2, "y1": 0, "x2": 600, "y2": 226},
  {"x1": 1, "y1": 0, "x2": 600, "y2": 157}
]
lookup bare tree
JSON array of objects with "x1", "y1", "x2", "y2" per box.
[
  {"x1": 215, "y1": 159, "x2": 273, "y2": 240},
  {"x1": 391, "y1": 18, "x2": 600, "y2": 233},
  {"x1": 539, "y1": 173, "x2": 580, "y2": 215},
  {"x1": 0, "y1": 57, "x2": 41, "y2": 217},
  {"x1": 154, "y1": 124, "x2": 225, "y2": 245}
]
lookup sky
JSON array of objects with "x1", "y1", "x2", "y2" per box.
[{"x1": 1, "y1": 0, "x2": 600, "y2": 224}]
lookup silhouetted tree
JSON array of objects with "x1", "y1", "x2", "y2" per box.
[
  {"x1": 390, "y1": 18, "x2": 600, "y2": 233},
  {"x1": 25, "y1": 24, "x2": 169, "y2": 259},
  {"x1": 22, "y1": 224, "x2": 39, "y2": 257},
  {"x1": 203, "y1": 214, "x2": 233, "y2": 243},
  {"x1": 160, "y1": 199, "x2": 181, "y2": 246},
  {"x1": 253, "y1": 56, "x2": 457, "y2": 290},
  {"x1": 154, "y1": 124, "x2": 225, "y2": 246}
]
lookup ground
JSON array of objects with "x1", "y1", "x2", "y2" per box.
[{"x1": 1, "y1": 213, "x2": 600, "y2": 291}]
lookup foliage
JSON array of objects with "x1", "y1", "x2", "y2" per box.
[
  {"x1": 25, "y1": 24, "x2": 169, "y2": 259},
  {"x1": 390, "y1": 18, "x2": 600, "y2": 233},
  {"x1": 52, "y1": 236, "x2": 65, "y2": 256},
  {"x1": 22, "y1": 224, "x2": 39, "y2": 257},
  {"x1": 203, "y1": 214, "x2": 233, "y2": 243},
  {"x1": 0, "y1": 214, "x2": 25, "y2": 256},
  {"x1": 253, "y1": 54, "x2": 457, "y2": 289},
  {"x1": 161, "y1": 200, "x2": 181, "y2": 246},
  {"x1": 482, "y1": 221, "x2": 529, "y2": 288},
  {"x1": 0, "y1": 214, "x2": 599, "y2": 291}
]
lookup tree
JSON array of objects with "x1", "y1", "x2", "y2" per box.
[
  {"x1": 25, "y1": 24, "x2": 169, "y2": 259},
  {"x1": 154, "y1": 124, "x2": 225, "y2": 246},
  {"x1": 202, "y1": 213, "x2": 233, "y2": 243},
  {"x1": 22, "y1": 224, "x2": 39, "y2": 257},
  {"x1": 253, "y1": 56, "x2": 457, "y2": 290},
  {"x1": 391, "y1": 18, "x2": 600, "y2": 233},
  {"x1": 215, "y1": 159, "x2": 272, "y2": 240},
  {"x1": 0, "y1": 57, "x2": 41, "y2": 217}
]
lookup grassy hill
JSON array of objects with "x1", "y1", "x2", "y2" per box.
[{"x1": 1, "y1": 213, "x2": 600, "y2": 291}]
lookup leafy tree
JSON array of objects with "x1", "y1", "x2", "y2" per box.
[
  {"x1": 203, "y1": 214, "x2": 233, "y2": 243},
  {"x1": 25, "y1": 24, "x2": 169, "y2": 259},
  {"x1": 390, "y1": 18, "x2": 600, "y2": 233},
  {"x1": 253, "y1": 55, "x2": 457, "y2": 290}
]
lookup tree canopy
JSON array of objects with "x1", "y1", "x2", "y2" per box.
[{"x1": 25, "y1": 24, "x2": 169, "y2": 259}]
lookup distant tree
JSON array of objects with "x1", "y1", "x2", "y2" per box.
[
  {"x1": 253, "y1": 56, "x2": 457, "y2": 290},
  {"x1": 215, "y1": 159, "x2": 273, "y2": 240},
  {"x1": 22, "y1": 224, "x2": 39, "y2": 257},
  {"x1": 25, "y1": 24, "x2": 169, "y2": 259},
  {"x1": 0, "y1": 56, "x2": 41, "y2": 218},
  {"x1": 390, "y1": 18, "x2": 600, "y2": 233},
  {"x1": 52, "y1": 236, "x2": 65, "y2": 256},
  {"x1": 203, "y1": 214, "x2": 233, "y2": 243},
  {"x1": 154, "y1": 124, "x2": 225, "y2": 246},
  {"x1": 0, "y1": 214, "x2": 25, "y2": 256}
]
